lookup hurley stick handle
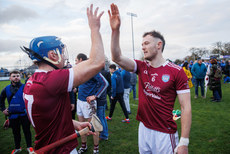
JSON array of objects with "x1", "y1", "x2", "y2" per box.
[{"x1": 35, "y1": 125, "x2": 94, "y2": 154}]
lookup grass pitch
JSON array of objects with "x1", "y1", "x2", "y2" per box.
[{"x1": 0, "y1": 80, "x2": 230, "y2": 153}]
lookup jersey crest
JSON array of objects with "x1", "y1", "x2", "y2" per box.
[{"x1": 162, "y1": 74, "x2": 170, "y2": 82}]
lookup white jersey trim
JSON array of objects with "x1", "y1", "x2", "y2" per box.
[
  {"x1": 35, "y1": 69, "x2": 48, "y2": 73},
  {"x1": 176, "y1": 89, "x2": 190, "y2": 94},
  {"x1": 167, "y1": 62, "x2": 182, "y2": 71},
  {"x1": 133, "y1": 59, "x2": 137, "y2": 73},
  {"x1": 68, "y1": 68, "x2": 74, "y2": 92}
]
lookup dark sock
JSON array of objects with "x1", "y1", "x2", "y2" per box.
[{"x1": 94, "y1": 145, "x2": 99, "y2": 150}]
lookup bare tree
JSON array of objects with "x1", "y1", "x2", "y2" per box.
[
  {"x1": 223, "y1": 42, "x2": 230, "y2": 55},
  {"x1": 189, "y1": 47, "x2": 209, "y2": 60},
  {"x1": 211, "y1": 42, "x2": 230, "y2": 55}
]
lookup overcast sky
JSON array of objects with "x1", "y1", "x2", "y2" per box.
[{"x1": 1, "y1": 0, "x2": 230, "y2": 69}]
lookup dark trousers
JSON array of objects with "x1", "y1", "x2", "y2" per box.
[
  {"x1": 105, "y1": 91, "x2": 111, "y2": 110},
  {"x1": 213, "y1": 84, "x2": 222, "y2": 100},
  {"x1": 195, "y1": 78, "x2": 205, "y2": 96},
  {"x1": 72, "y1": 101, "x2": 77, "y2": 120},
  {"x1": 10, "y1": 115, "x2": 32, "y2": 149},
  {"x1": 218, "y1": 84, "x2": 222, "y2": 99},
  {"x1": 109, "y1": 93, "x2": 129, "y2": 119}
]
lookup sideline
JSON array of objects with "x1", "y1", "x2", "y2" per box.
[{"x1": 0, "y1": 77, "x2": 9, "y2": 81}]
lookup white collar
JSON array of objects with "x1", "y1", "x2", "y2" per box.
[{"x1": 35, "y1": 69, "x2": 48, "y2": 73}]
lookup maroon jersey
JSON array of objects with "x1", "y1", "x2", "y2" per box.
[
  {"x1": 23, "y1": 69, "x2": 77, "y2": 153},
  {"x1": 134, "y1": 60, "x2": 190, "y2": 134}
]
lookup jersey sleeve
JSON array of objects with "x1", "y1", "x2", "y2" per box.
[
  {"x1": 134, "y1": 60, "x2": 142, "y2": 74},
  {"x1": 94, "y1": 73, "x2": 108, "y2": 98},
  {"x1": 176, "y1": 68, "x2": 190, "y2": 94}
]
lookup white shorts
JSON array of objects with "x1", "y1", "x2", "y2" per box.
[
  {"x1": 138, "y1": 122, "x2": 179, "y2": 154},
  {"x1": 77, "y1": 99, "x2": 97, "y2": 119}
]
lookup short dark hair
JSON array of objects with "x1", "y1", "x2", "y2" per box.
[
  {"x1": 10, "y1": 70, "x2": 20, "y2": 76},
  {"x1": 182, "y1": 62, "x2": 189, "y2": 68},
  {"x1": 210, "y1": 59, "x2": 217, "y2": 64},
  {"x1": 109, "y1": 64, "x2": 116, "y2": 70},
  {"x1": 77, "y1": 53, "x2": 87, "y2": 61},
  {"x1": 143, "y1": 30, "x2": 165, "y2": 52}
]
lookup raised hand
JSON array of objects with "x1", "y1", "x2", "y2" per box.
[
  {"x1": 108, "y1": 3, "x2": 121, "y2": 31},
  {"x1": 87, "y1": 4, "x2": 104, "y2": 31}
]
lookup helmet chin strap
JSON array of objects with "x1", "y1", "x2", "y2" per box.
[{"x1": 20, "y1": 46, "x2": 59, "y2": 70}]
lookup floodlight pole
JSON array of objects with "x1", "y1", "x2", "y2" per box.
[{"x1": 127, "y1": 12, "x2": 137, "y2": 59}]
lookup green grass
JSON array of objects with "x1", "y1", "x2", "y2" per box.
[{"x1": 0, "y1": 80, "x2": 230, "y2": 153}]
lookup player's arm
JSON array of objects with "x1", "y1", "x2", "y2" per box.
[
  {"x1": 73, "y1": 4, "x2": 105, "y2": 87},
  {"x1": 176, "y1": 92, "x2": 192, "y2": 154},
  {"x1": 108, "y1": 3, "x2": 135, "y2": 72},
  {"x1": 86, "y1": 74, "x2": 108, "y2": 103}
]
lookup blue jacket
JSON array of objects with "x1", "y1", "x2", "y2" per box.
[
  {"x1": 121, "y1": 70, "x2": 131, "y2": 89},
  {"x1": 191, "y1": 62, "x2": 207, "y2": 79},
  {"x1": 111, "y1": 70, "x2": 124, "y2": 97},
  {"x1": 0, "y1": 83, "x2": 26, "y2": 119},
  {"x1": 224, "y1": 76, "x2": 230, "y2": 83},
  {"x1": 78, "y1": 73, "x2": 108, "y2": 102},
  {"x1": 130, "y1": 72, "x2": 137, "y2": 85}
]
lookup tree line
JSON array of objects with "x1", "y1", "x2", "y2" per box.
[{"x1": 174, "y1": 41, "x2": 230, "y2": 64}]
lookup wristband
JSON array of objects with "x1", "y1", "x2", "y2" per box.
[{"x1": 178, "y1": 137, "x2": 189, "y2": 146}]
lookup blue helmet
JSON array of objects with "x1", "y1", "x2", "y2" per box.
[{"x1": 29, "y1": 36, "x2": 65, "y2": 62}]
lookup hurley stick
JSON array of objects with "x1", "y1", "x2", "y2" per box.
[{"x1": 35, "y1": 114, "x2": 103, "y2": 154}]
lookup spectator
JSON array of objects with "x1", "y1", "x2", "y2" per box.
[
  {"x1": 121, "y1": 68, "x2": 131, "y2": 114},
  {"x1": 108, "y1": 4, "x2": 191, "y2": 153},
  {"x1": 220, "y1": 60, "x2": 226, "y2": 72},
  {"x1": 130, "y1": 72, "x2": 138, "y2": 100},
  {"x1": 224, "y1": 60, "x2": 230, "y2": 76},
  {"x1": 191, "y1": 57, "x2": 207, "y2": 98},
  {"x1": 0, "y1": 70, "x2": 34, "y2": 154},
  {"x1": 100, "y1": 67, "x2": 112, "y2": 110},
  {"x1": 106, "y1": 64, "x2": 130, "y2": 123},
  {"x1": 25, "y1": 72, "x2": 32, "y2": 84},
  {"x1": 70, "y1": 88, "x2": 77, "y2": 119},
  {"x1": 189, "y1": 60, "x2": 193, "y2": 71},
  {"x1": 182, "y1": 62, "x2": 193, "y2": 88},
  {"x1": 64, "y1": 62, "x2": 77, "y2": 119},
  {"x1": 223, "y1": 75, "x2": 230, "y2": 83},
  {"x1": 76, "y1": 53, "x2": 108, "y2": 154},
  {"x1": 22, "y1": 4, "x2": 105, "y2": 153},
  {"x1": 95, "y1": 88, "x2": 109, "y2": 141},
  {"x1": 208, "y1": 58, "x2": 222, "y2": 102}
]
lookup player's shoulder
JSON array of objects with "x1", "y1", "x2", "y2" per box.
[
  {"x1": 135, "y1": 60, "x2": 150, "y2": 70},
  {"x1": 164, "y1": 61, "x2": 182, "y2": 71}
]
